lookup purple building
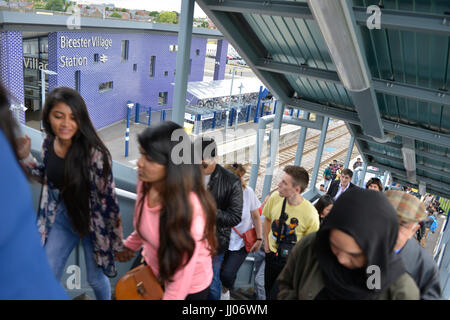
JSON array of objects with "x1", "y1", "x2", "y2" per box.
[{"x1": 0, "y1": 12, "x2": 227, "y2": 129}]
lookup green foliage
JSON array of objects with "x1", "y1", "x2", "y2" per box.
[
  {"x1": 155, "y1": 11, "x2": 178, "y2": 24},
  {"x1": 109, "y1": 12, "x2": 122, "y2": 18},
  {"x1": 149, "y1": 11, "x2": 159, "y2": 17},
  {"x1": 45, "y1": 0, "x2": 65, "y2": 11}
]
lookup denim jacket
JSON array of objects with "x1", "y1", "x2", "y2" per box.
[{"x1": 22, "y1": 137, "x2": 124, "y2": 277}]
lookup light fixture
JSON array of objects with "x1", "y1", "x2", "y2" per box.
[{"x1": 307, "y1": 0, "x2": 370, "y2": 92}]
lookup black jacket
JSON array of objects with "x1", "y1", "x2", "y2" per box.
[
  {"x1": 399, "y1": 239, "x2": 442, "y2": 300},
  {"x1": 207, "y1": 164, "x2": 243, "y2": 253},
  {"x1": 326, "y1": 180, "x2": 358, "y2": 199}
]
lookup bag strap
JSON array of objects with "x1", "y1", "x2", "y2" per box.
[
  {"x1": 276, "y1": 198, "x2": 288, "y2": 244},
  {"x1": 233, "y1": 227, "x2": 244, "y2": 239}
]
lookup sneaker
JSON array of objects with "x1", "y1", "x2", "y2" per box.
[{"x1": 220, "y1": 290, "x2": 230, "y2": 300}]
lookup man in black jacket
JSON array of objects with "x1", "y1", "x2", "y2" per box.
[
  {"x1": 326, "y1": 168, "x2": 358, "y2": 200},
  {"x1": 386, "y1": 190, "x2": 442, "y2": 299},
  {"x1": 197, "y1": 137, "x2": 243, "y2": 300}
]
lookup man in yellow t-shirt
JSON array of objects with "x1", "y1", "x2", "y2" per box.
[{"x1": 263, "y1": 166, "x2": 320, "y2": 300}]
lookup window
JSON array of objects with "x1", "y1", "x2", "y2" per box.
[
  {"x1": 133, "y1": 64, "x2": 137, "y2": 72},
  {"x1": 164, "y1": 71, "x2": 168, "y2": 77},
  {"x1": 99, "y1": 81, "x2": 113, "y2": 93},
  {"x1": 169, "y1": 44, "x2": 178, "y2": 52},
  {"x1": 196, "y1": 49, "x2": 200, "y2": 56},
  {"x1": 150, "y1": 56, "x2": 156, "y2": 77},
  {"x1": 75, "y1": 71, "x2": 81, "y2": 92},
  {"x1": 121, "y1": 40, "x2": 129, "y2": 61},
  {"x1": 94, "y1": 54, "x2": 99, "y2": 63},
  {"x1": 158, "y1": 92, "x2": 168, "y2": 106}
]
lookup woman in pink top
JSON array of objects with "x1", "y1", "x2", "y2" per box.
[{"x1": 115, "y1": 121, "x2": 217, "y2": 300}]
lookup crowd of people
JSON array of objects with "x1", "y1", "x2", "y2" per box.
[{"x1": 0, "y1": 84, "x2": 444, "y2": 300}]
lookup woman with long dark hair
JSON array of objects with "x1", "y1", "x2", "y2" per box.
[
  {"x1": 17, "y1": 87, "x2": 124, "y2": 300},
  {"x1": 314, "y1": 194, "x2": 334, "y2": 225},
  {"x1": 115, "y1": 121, "x2": 217, "y2": 300}
]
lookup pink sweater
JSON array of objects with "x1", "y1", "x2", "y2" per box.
[{"x1": 124, "y1": 183, "x2": 213, "y2": 300}]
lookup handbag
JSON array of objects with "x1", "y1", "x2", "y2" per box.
[
  {"x1": 115, "y1": 263, "x2": 164, "y2": 300},
  {"x1": 233, "y1": 227, "x2": 257, "y2": 253}
]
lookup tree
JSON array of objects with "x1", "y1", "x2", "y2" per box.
[
  {"x1": 149, "y1": 11, "x2": 159, "y2": 17},
  {"x1": 155, "y1": 11, "x2": 178, "y2": 24},
  {"x1": 45, "y1": 0, "x2": 65, "y2": 11},
  {"x1": 110, "y1": 12, "x2": 122, "y2": 18}
]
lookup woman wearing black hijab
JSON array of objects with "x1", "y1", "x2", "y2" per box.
[{"x1": 277, "y1": 188, "x2": 420, "y2": 300}]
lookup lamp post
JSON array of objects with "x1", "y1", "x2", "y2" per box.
[{"x1": 125, "y1": 101, "x2": 134, "y2": 157}]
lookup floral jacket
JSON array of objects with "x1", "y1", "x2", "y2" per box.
[{"x1": 22, "y1": 137, "x2": 124, "y2": 277}]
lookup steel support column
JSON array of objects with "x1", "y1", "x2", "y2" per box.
[
  {"x1": 344, "y1": 135, "x2": 355, "y2": 169},
  {"x1": 172, "y1": 0, "x2": 195, "y2": 126},
  {"x1": 358, "y1": 163, "x2": 368, "y2": 187},
  {"x1": 309, "y1": 116, "x2": 329, "y2": 192},
  {"x1": 261, "y1": 103, "x2": 285, "y2": 200},
  {"x1": 294, "y1": 112, "x2": 310, "y2": 166}
]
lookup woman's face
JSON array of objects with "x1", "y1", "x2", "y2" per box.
[
  {"x1": 137, "y1": 147, "x2": 167, "y2": 184},
  {"x1": 368, "y1": 183, "x2": 381, "y2": 191},
  {"x1": 329, "y1": 229, "x2": 367, "y2": 269},
  {"x1": 49, "y1": 102, "x2": 78, "y2": 141},
  {"x1": 321, "y1": 204, "x2": 333, "y2": 218}
]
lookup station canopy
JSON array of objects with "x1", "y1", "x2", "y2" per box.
[{"x1": 184, "y1": 78, "x2": 265, "y2": 100}]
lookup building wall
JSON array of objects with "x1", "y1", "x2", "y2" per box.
[
  {"x1": 48, "y1": 32, "x2": 211, "y2": 129},
  {"x1": 0, "y1": 31, "x2": 25, "y2": 124}
]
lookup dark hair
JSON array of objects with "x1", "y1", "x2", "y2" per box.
[
  {"x1": 42, "y1": 87, "x2": 111, "y2": 236},
  {"x1": 283, "y1": 165, "x2": 309, "y2": 193},
  {"x1": 196, "y1": 136, "x2": 217, "y2": 160},
  {"x1": 366, "y1": 177, "x2": 383, "y2": 191},
  {"x1": 315, "y1": 194, "x2": 334, "y2": 216},
  {"x1": 0, "y1": 83, "x2": 20, "y2": 161},
  {"x1": 136, "y1": 121, "x2": 217, "y2": 283},
  {"x1": 341, "y1": 168, "x2": 353, "y2": 178}
]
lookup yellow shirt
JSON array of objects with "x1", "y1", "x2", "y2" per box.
[{"x1": 263, "y1": 191, "x2": 320, "y2": 253}]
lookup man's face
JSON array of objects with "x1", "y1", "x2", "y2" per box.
[
  {"x1": 340, "y1": 174, "x2": 351, "y2": 187},
  {"x1": 329, "y1": 229, "x2": 367, "y2": 269},
  {"x1": 201, "y1": 157, "x2": 216, "y2": 175},
  {"x1": 277, "y1": 173, "x2": 301, "y2": 198},
  {"x1": 395, "y1": 222, "x2": 419, "y2": 250}
]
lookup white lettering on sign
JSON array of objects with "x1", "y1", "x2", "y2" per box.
[
  {"x1": 59, "y1": 36, "x2": 112, "y2": 50},
  {"x1": 59, "y1": 56, "x2": 88, "y2": 68},
  {"x1": 23, "y1": 57, "x2": 48, "y2": 70}
]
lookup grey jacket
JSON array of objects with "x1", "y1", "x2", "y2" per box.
[{"x1": 398, "y1": 238, "x2": 442, "y2": 300}]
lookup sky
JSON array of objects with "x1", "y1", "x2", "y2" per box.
[{"x1": 76, "y1": 0, "x2": 208, "y2": 18}]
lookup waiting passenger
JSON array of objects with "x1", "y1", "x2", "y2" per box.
[
  {"x1": 220, "y1": 163, "x2": 263, "y2": 300},
  {"x1": 263, "y1": 166, "x2": 319, "y2": 300},
  {"x1": 277, "y1": 188, "x2": 420, "y2": 300},
  {"x1": 326, "y1": 168, "x2": 357, "y2": 200},
  {"x1": 0, "y1": 84, "x2": 68, "y2": 300},
  {"x1": 195, "y1": 136, "x2": 243, "y2": 300},
  {"x1": 17, "y1": 87, "x2": 123, "y2": 300},
  {"x1": 314, "y1": 194, "x2": 334, "y2": 225},
  {"x1": 116, "y1": 122, "x2": 217, "y2": 299},
  {"x1": 385, "y1": 190, "x2": 442, "y2": 300},
  {"x1": 366, "y1": 177, "x2": 383, "y2": 192}
]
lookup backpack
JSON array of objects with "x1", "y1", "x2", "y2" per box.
[{"x1": 430, "y1": 216, "x2": 438, "y2": 232}]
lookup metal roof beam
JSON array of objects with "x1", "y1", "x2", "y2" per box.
[
  {"x1": 288, "y1": 98, "x2": 450, "y2": 148},
  {"x1": 256, "y1": 60, "x2": 450, "y2": 107},
  {"x1": 202, "y1": 0, "x2": 450, "y2": 36},
  {"x1": 390, "y1": 175, "x2": 450, "y2": 199},
  {"x1": 353, "y1": 6, "x2": 450, "y2": 37},
  {"x1": 255, "y1": 59, "x2": 341, "y2": 84},
  {"x1": 205, "y1": 0, "x2": 313, "y2": 19},
  {"x1": 416, "y1": 150, "x2": 450, "y2": 164}
]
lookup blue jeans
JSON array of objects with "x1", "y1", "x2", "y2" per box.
[
  {"x1": 44, "y1": 188, "x2": 111, "y2": 300},
  {"x1": 220, "y1": 247, "x2": 248, "y2": 290},
  {"x1": 207, "y1": 253, "x2": 224, "y2": 300}
]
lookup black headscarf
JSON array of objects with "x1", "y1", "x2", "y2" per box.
[{"x1": 315, "y1": 188, "x2": 405, "y2": 300}]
